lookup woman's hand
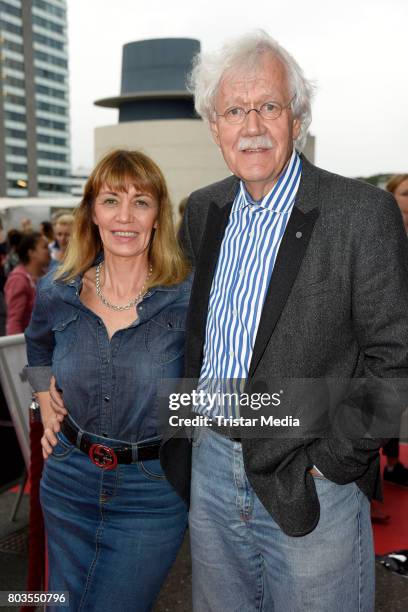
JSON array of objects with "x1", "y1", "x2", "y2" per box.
[
  {"x1": 37, "y1": 391, "x2": 61, "y2": 459},
  {"x1": 49, "y1": 376, "x2": 68, "y2": 419}
]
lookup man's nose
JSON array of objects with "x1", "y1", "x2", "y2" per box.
[{"x1": 242, "y1": 108, "x2": 266, "y2": 134}]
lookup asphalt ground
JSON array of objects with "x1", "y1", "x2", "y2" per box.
[{"x1": 0, "y1": 490, "x2": 407, "y2": 612}]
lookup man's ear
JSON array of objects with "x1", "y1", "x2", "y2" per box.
[
  {"x1": 210, "y1": 120, "x2": 221, "y2": 147},
  {"x1": 292, "y1": 118, "x2": 301, "y2": 141}
]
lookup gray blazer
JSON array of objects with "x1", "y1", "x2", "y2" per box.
[{"x1": 160, "y1": 155, "x2": 408, "y2": 536}]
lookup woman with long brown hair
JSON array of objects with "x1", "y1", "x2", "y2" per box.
[{"x1": 25, "y1": 150, "x2": 191, "y2": 611}]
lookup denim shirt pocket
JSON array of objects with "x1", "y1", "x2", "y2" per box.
[
  {"x1": 145, "y1": 310, "x2": 186, "y2": 365},
  {"x1": 52, "y1": 312, "x2": 79, "y2": 362}
]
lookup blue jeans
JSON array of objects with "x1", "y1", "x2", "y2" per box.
[
  {"x1": 190, "y1": 428, "x2": 374, "y2": 612},
  {"x1": 40, "y1": 430, "x2": 187, "y2": 612}
]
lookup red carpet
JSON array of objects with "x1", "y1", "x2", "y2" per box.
[{"x1": 373, "y1": 443, "x2": 408, "y2": 555}]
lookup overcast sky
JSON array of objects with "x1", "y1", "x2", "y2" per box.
[{"x1": 67, "y1": 0, "x2": 407, "y2": 178}]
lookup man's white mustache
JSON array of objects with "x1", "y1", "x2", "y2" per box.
[{"x1": 238, "y1": 136, "x2": 274, "y2": 151}]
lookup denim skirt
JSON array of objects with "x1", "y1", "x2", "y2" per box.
[{"x1": 40, "y1": 430, "x2": 187, "y2": 612}]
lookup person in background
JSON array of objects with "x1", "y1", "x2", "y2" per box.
[
  {"x1": 176, "y1": 197, "x2": 188, "y2": 233},
  {"x1": 387, "y1": 174, "x2": 408, "y2": 233},
  {"x1": 49, "y1": 214, "x2": 74, "y2": 263},
  {"x1": 20, "y1": 217, "x2": 34, "y2": 234},
  {"x1": 4, "y1": 232, "x2": 50, "y2": 335},
  {"x1": 381, "y1": 173, "x2": 408, "y2": 487},
  {"x1": 0, "y1": 219, "x2": 7, "y2": 336},
  {"x1": 40, "y1": 220, "x2": 55, "y2": 244},
  {"x1": 4, "y1": 229, "x2": 22, "y2": 276},
  {"x1": 25, "y1": 149, "x2": 191, "y2": 612}
]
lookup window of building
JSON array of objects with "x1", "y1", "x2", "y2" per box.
[
  {"x1": 38, "y1": 182, "x2": 71, "y2": 193},
  {"x1": 37, "y1": 133, "x2": 66, "y2": 146},
  {"x1": 36, "y1": 84, "x2": 66, "y2": 99},
  {"x1": 37, "y1": 150, "x2": 68, "y2": 162},
  {"x1": 5, "y1": 110, "x2": 26, "y2": 123},
  {"x1": 35, "y1": 67, "x2": 65, "y2": 83},
  {"x1": 32, "y1": 14, "x2": 64, "y2": 35},
  {"x1": 6, "y1": 128, "x2": 27, "y2": 140},
  {"x1": 33, "y1": 32, "x2": 65, "y2": 51},
  {"x1": 38, "y1": 166, "x2": 67, "y2": 177},
  {"x1": 4, "y1": 75, "x2": 25, "y2": 89},
  {"x1": 34, "y1": 50, "x2": 68, "y2": 68},
  {"x1": 33, "y1": 0, "x2": 66, "y2": 19},
  {"x1": 6, "y1": 145, "x2": 27, "y2": 157},
  {"x1": 2, "y1": 39, "x2": 24, "y2": 54},
  {"x1": 0, "y1": 20, "x2": 22, "y2": 36},
  {"x1": 3, "y1": 57, "x2": 24, "y2": 71},
  {"x1": 36, "y1": 100, "x2": 67, "y2": 116},
  {"x1": 36, "y1": 117, "x2": 66, "y2": 130},
  {"x1": 7, "y1": 162, "x2": 28, "y2": 173},
  {"x1": 7, "y1": 180, "x2": 28, "y2": 191},
  {"x1": 0, "y1": 2, "x2": 22, "y2": 19},
  {"x1": 5, "y1": 93, "x2": 26, "y2": 107}
]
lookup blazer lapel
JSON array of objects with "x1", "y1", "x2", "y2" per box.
[
  {"x1": 185, "y1": 200, "x2": 234, "y2": 376},
  {"x1": 248, "y1": 157, "x2": 320, "y2": 378}
]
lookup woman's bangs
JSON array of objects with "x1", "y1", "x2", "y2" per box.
[{"x1": 96, "y1": 160, "x2": 157, "y2": 198}]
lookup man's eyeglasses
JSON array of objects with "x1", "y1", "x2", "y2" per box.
[{"x1": 215, "y1": 95, "x2": 296, "y2": 125}]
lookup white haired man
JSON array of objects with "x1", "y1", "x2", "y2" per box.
[{"x1": 160, "y1": 31, "x2": 408, "y2": 611}]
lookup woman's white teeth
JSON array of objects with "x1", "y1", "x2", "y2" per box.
[{"x1": 113, "y1": 231, "x2": 137, "y2": 237}]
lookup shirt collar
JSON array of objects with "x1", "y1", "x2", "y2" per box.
[{"x1": 232, "y1": 149, "x2": 302, "y2": 214}]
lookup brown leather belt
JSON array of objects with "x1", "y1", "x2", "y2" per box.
[{"x1": 61, "y1": 418, "x2": 160, "y2": 470}]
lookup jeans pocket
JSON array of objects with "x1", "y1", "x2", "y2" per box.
[
  {"x1": 139, "y1": 458, "x2": 166, "y2": 481},
  {"x1": 49, "y1": 431, "x2": 75, "y2": 461},
  {"x1": 192, "y1": 425, "x2": 205, "y2": 448}
]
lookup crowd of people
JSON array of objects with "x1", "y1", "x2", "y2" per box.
[
  {"x1": 2, "y1": 29, "x2": 408, "y2": 612},
  {"x1": 0, "y1": 213, "x2": 74, "y2": 336}
]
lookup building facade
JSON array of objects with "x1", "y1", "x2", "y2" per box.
[{"x1": 0, "y1": 0, "x2": 70, "y2": 197}]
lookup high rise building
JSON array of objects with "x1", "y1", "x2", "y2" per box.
[{"x1": 0, "y1": 0, "x2": 70, "y2": 197}]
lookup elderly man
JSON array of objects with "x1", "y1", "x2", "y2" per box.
[{"x1": 160, "y1": 31, "x2": 408, "y2": 611}]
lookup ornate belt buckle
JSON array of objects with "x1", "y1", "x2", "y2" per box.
[{"x1": 89, "y1": 443, "x2": 118, "y2": 470}]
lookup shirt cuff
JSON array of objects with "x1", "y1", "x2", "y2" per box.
[{"x1": 24, "y1": 366, "x2": 52, "y2": 392}]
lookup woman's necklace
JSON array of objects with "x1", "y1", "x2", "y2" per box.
[{"x1": 95, "y1": 262, "x2": 153, "y2": 311}]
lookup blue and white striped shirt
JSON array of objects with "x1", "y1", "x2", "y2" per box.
[{"x1": 196, "y1": 150, "x2": 302, "y2": 417}]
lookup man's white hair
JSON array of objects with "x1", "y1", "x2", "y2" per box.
[{"x1": 188, "y1": 30, "x2": 314, "y2": 150}]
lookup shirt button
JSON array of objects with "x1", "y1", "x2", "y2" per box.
[
  {"x1": 230, "y1": 349, "x2": 234, "y2": 357},
  {"x1": 104, "y1": 396, "x2": 110, "y2": 402},
  {"x1": 139, "y1": 306, "x2": 143, "y2": 311},
  {"x1": 296, "y1": 231, "x2": 303, "y2": 238}
]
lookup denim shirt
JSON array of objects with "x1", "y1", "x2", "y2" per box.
[{"x1": 25, "y1": 268, "x2": 192, "y2": 442}]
